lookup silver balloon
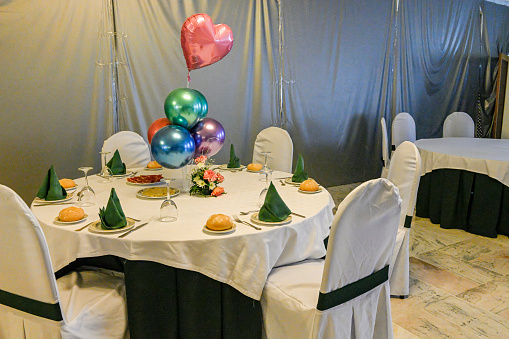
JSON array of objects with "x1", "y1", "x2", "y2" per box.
[{"x1": 151, "y1": 125, "x2": 196, "y2": 169}]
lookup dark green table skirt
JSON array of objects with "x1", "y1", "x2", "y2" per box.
[
  {"x1": 416, "y1": 169, "x2": 509, "y2": 238},
  {"x1": 56, "y1": 258, "x2": 263, "y2": 339},
  {"x1": 124, "y1": 260, "x2": 263, "y2": 339}
]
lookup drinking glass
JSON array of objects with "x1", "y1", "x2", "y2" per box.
[
  {"x1": 77, "y1": 167, "x2": 95, "y2": 207},
  {"x1": 259, "y1": 151, "x2": 272, "y2": 182},
  {"x1": 99, "y1": 151, "x2": 113, "y2": 183},
  {"x1": 258, "y1": 169, "x2": 273, "y2": 207},
  {"x1": 160, "y1": 178, "x2": 178, "y2": 222}
]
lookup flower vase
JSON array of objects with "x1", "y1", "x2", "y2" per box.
[{"x1": 181, "y1": 164, "x2": 191, "y2": 193}]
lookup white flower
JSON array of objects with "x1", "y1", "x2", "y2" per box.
[
  {"x1": 209, "y1": 182, "x2": 216, "y2": 189},
  {"x1": 197, "y1": 179, "x2": 206, "y2": 187},
  {"x1": 197, "y1": 162, "x2": 205, "y2": 168}
]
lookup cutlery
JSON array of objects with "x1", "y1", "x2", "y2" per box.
[
  {"x1": 118, "y1": 222, "x2": 149, "y2": 238},
  {"x1": 290, "y1": 212, "x2": 306, "y2": 218},
  {"x1": 239, "y1": 210, "x2": 259, "y2": 215},
  {"x1": 232, "y1": 215, "x2": 261, "y2": 231},
  {"x1": 128, "y1": 217, "x2": 141, "y2": 222},
  {"x1": 280, "y1": 179, "x2": 286, "y2": 186},
  {"x1": 33, "y1": 202, "x2": 75, "y2": 207},
  {"x1": 75, "y1": 221, "x2": 93, "y2": 231}
]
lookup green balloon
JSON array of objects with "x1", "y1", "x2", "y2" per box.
[{"x1": 164, "y1": 88, "x2": 207, "y2": 130}]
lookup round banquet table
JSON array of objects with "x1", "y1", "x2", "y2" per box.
[
  {"x1": 31, "y1": 167, "x2": 335, "y2": 338},
  {"x1": 415, "y1": 138, "x2": 509, "y2": 238}
]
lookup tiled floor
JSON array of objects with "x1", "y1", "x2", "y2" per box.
[{"x1": 326, "y1": 184, "x2": 509, "y2": 339}]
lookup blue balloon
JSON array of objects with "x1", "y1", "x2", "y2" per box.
[{"x1": 151, "y1": 125, "x2": 196, "y2": 169}]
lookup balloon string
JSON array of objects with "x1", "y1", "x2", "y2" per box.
[{"x1": 187, "y1": 71, "x2": 191, "y2": 88}]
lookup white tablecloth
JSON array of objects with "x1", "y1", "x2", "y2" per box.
[
  {"x1": 415, "y1": 138, "x2": 509, "y2": 186},
  {"x1": 32, "y1": 167, "x2": 334, "y2": 300}
]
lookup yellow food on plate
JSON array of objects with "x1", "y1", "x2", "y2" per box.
[
  {"x1": 147, "y1": 161, "x2": 162, "y2": 169},
  {"x1": 247, "y1": 163, "x2": 263, "y2": 171},
  {"x1": 59, "y1": 178, "x2": 76, "y2": 189},
  {"x1": 205, "y1": 214, "x2": 234, "y2": 231},
  {"x1": 58, "y1": 206, "x2": 85, "y2": 222},
  {"x1": 299, "y1": 179, "x2": 320, "y2": 192}
]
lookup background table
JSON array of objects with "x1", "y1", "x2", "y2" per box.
[
  {"x1": 415, "y1": 138, "x2": 509, "y2": 238},
  {"x1": 32, "y1": 167, "x2": 334, "y2": 338}
]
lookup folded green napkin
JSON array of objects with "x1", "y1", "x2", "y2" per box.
[
  {"x1": 99, "y1": 188, "x2": 127, "y2": 230},
  {"x1": 258, "y1": 182, "x2": 291, "y2": 222},
  {"x1": 291, "y1": 154, "x2": 308, "y2": 183},
  {"x1": 106, "y1": 150, "x2": 126, "y2": 175},
  {"x1": 227, "y1": 144, "x2": 241, "y2": 168},
  {"x1": 36, "y1": 165, "x2": 67, "y2": 201}
]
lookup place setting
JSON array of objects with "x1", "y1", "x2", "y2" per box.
[
  {"x1": 217, "y1": 144, "x2": 245, "y2": 171},
  {"x1": 281, "y1": 154, "x2": 323, "y2": 194},
  {"x1": 32, "y1": 165, "x2": 74, "y2": 206}
]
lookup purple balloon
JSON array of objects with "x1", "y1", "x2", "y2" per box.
[{"x1": 189, "y1": 118, "x2": 225, "y2": 157}]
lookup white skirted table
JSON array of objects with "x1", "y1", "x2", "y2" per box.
[
  {"x1": 32, "y1": 167, "x2": 334, "y2": 338},
  {"x1": 415, "y1": 138, "x2": 509, "y2": 238}
]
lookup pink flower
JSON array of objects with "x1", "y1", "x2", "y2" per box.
[
  {"x1": 203, "y1": 169, "x2": 217, "y2": 182},
  {"x1": 211, "y1": 187, "x2": 224, "y2": 197},
  {"x1": 195, "y1": 155, "x2": 207, "y2": 164},
  {"x1": 216, "y1": 173, "x2": 224, "y2": 183}
]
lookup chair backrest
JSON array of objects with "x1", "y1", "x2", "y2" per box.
[
  {"x1": 443, "y1": 111, "x2": 475, "y2": 138},
  {"x1": 387, "y1": 141, "x2": 421, "y2": 229},
  {"x1": 0, "y1": 185, "x2": 64, "y2": 323},
  {"x1": 391, "y1": 113, "x2": 416, "y2": 151},
  {"x1": 252, "y1": 127, "x2": 293, "y2": 173},
  {"x1": 102, "y1": 131, "x2": 151, "y2": 168},
  {"x1": 320, "y1": 178, "x2": 401, "y2": 297}
]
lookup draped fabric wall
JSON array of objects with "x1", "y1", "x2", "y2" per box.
[{"x1": 1, "y1": 0, "x2": 508, "y2": 202}]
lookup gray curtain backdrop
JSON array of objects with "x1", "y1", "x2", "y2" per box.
[{"x1": 1, "y1": 0, "x2": 508, "y2": 203}]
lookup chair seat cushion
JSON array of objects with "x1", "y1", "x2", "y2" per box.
[{"x1": 57, "y1": 267, "x2": 127, "y2": 338}]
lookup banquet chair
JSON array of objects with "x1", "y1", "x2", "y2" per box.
[
  {"x1": 261, "y1": 178, "x2": 401, "y2": 339},
  {"x1": 381, "y1": 117, "x2": 390, "y2": 178},
  {"x1": 442, "y1": 111, "x2": 475, "y2": 138},
  {"x1": 252, "y1": 127, "x2": 293, "y2": 173},
  {"x1": 102, "y1": 130, "x2": 151, "y2": 168},
  {"x1": 386, "y1": 141, "x2": 421, "y2": 298},
  {"x1": 391, "y1": 113, "x2": 416, "y2": 153},
  {"x1": 0, "y1": 185, "x2": 128, "y2": 339}
]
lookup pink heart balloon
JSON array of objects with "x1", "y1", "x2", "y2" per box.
[{"x1": 181, "y1": 13, "x2": 233, "y2": 72}]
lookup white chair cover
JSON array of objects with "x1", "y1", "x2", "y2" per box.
[
  {"x1": 102, "y1": 131, "x2": 151, "y2": 169},
  {"x1": 0, "y1": 185, "x2": 128, "y2": 339},
  {"x1": 381, "y1": 117, "x2": 390, "y2": 178},
  {"x1": 387, "y1": 141, "x2": 421, "y2": 297},
  {"x1": 252, "y1": 127, "x2": 293, "y2": 173},
  {"x1": 261, "y1": 179, "x2": 401, "y2": 339},
  {"x1": 391, "y1": 113, "x2": 416, "y2": 152},
  {"x1": 443, "y1": 111, "x2": 475, "y2": 138}
]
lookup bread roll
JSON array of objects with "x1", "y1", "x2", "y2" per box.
[
  {"x1": 247, "y1": 163, "x2": 263, "y2": 171},
  {"x1": 299, "y1": 179, "x2": 319, "y2": 191},
  {"x1": 147, "y1": 161, "x2": 162, "y2": 169},
  {"x1": 59, "y1": 178, "x2": 76, "y2": 189},
  {"x1": 58, "y1": 206, "x2": 85, "y2": 222},
  {"x1": 206, "y1": 214, "x2": 234, "y2": 231}
]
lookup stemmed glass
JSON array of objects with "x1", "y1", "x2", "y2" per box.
[
  {"x1": 99, "y1": 151, "x2": 113, "y2": 183},
  {"x1": 77, "y1": 167, "x2": 95, "y2": 207},
  {"x1": 258, "y1": 169, "x2": 273, "y2": 207},
  {"x1": 259, "y1": 151, "x2": 272, "y2": 182},
  {"x1": 160, "y1": 178, "x2": 178, "y2": 222}
]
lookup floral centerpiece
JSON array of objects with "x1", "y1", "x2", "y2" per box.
[{"x1": 189, "y1": 156, "x2": 225, "y2": 197}]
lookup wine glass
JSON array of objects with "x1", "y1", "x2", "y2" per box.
[
  {"x1": 99, "y1": 151, "x2": 113, "y2": 183},
  {"x1": 258, "y1": 169, "x2": 273, "y2": 207},
  {"x1": 259, "y1": 151, "x2": 272, "y2": 182},
  {"x1": 77, "y1": 167, "x2": 95, "y2": 207},
  {"x1": 160, "y1": 178, "x2": 178, "y2": 222}
]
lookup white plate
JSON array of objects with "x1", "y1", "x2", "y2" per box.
[
  {"x1": 65, "y1": 185, "x2": 77, "y2": 192},
  {"x1": 298, "y1": 187, "x2": 323, "y2": 194},
  {"x1": 144, "y1": 167, "x2": 162, "y2": 171},
  {"x1": 33, "y1": 195, "x2": 73, "y2": 204},
  {"x1": 250, "y1": 212, "x2": 292, "y2": 226},
  {"x1": 202, "y1": 224, "x2": 236, "y2": 235},
  {"x1": 246, "y1": 169, "x2": 262, "y2": 173},
  {"x1": 218, "y1": 164, "x2": 246, "y2": 171},
  {"x1": 136, "y1": 187, "x2": 180, "y2": 199},
  {"x1": 88, "y1": 218, "x2": 136, "y2": 234},
  {"x1": 54, "y1": 214, "x2": 88, "y2": 225}
]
